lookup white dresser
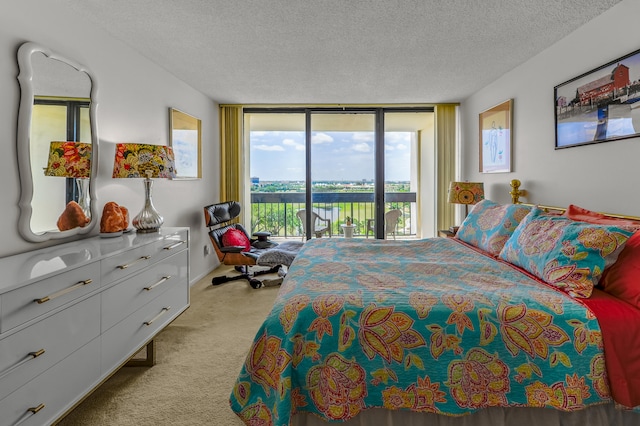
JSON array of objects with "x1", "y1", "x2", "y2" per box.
[{"x1": 0, "y1": 227, "x2": 190, "y2": 426}]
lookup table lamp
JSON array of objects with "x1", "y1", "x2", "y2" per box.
[
  {"x1": 112, "y1": 143, "x2": 176, "y2": 233},
  {"x1": 44, "y1": 141, "x2": 92, "y2": 218},
  {"x1": 448, "y1": 181, "x2": 485, "y2": 218}
]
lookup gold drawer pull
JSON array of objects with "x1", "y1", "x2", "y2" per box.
[
  {"x1": 117, "y1": 255, "x2": 151, "y2": 270},
  {"x1": 163, "y1": 240, "x2": 186, "y2": 250},
  {"x1": 27, "y1": 404, "x2": 45, "y2": 414},
  {"x1": 34, "y1": 279, "x2": 93, "y2": 304},
  {"x1": 144, "y1": 306, "x2": 171, "y2": 326},
  {"x1": 13, "y1": 404, "x2": 45, "y2": 426},
  {"x1": 144, "y1": 276, "x2": 171, "y2": 291},
  {"x1": 0, "y1": 349, "x2": 45, "y2": 380}
]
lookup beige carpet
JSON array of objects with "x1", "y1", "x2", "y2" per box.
[{"x1": 57, "y1": 266, "x2": 280, "y2": 426}]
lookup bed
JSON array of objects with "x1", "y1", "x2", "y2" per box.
[{"x1": 230, "y1": 193, "x2": 640, "y2": 426}]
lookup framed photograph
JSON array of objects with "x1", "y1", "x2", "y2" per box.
[
  {"x1": 555, "y1": 48, "x2": 640, "y2": 149},
  {"x1": 479, "y1": 99, "x2": 512, "y2": 173},
  {"x1": 169, "y1": 108, "x2": 202, "y2": 179}
]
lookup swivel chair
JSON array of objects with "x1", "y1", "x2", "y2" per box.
[{"x1": 204, "y1": 201, "x2": 301, "y2": 288}]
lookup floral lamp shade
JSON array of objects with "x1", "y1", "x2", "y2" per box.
[
  {"x1": 448, "y1": 181, "x2": 485, "y2": 220},
  {"x1": 448, "y1": 181, "x2": 485, "y2": 205},
  {"x1": 44, "y1": 141, "x2": 91, "y2": 178},
  {"x1": 112, "y1": 143, "x2": 176, "y2": 179}
]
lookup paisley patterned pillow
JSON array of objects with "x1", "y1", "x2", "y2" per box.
[
  {"x1": 455, "y1": 199, "x2": 532, "y2": 256},
  {"x1": 499, "y1": 207, "x2": 636, "y2": 298}
]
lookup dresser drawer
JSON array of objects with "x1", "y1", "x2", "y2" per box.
[
  {"x1": 0, "y1": 263, "x2": 100, "y2": 333},
  {"x1": 0, "y1": 337, "x2": 100, "y2": 426},
  {"x1": 101, "y1": 283, "x2": 188, "y2": 374},
  {"x1": 101, "y1": 250, "x2": 188, "y2": 332},
  {"x1": 0, "y1": 295, "x2": 100, "y2": 402},
  {"x1": 100, "y1": 232, "x2": 188, "y2": 286}
]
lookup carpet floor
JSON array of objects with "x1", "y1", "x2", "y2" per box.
[{"x1": 56, "y1": 265, "x2": 279, "y2": 426}]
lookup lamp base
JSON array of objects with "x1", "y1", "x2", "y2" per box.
[
  {"x1": 76, "y1": 178, "x2": 91, "y2": 219},
  {"x1": 135, "y1": 227, "x2": 161, "y2": 234},
  {"x1": 132, "y1": 177, "x2": 163, "y2": 233}
]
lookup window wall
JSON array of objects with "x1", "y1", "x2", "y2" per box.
[{"x1": 245, "y1": 107, "x2": 434, "y2": 239}]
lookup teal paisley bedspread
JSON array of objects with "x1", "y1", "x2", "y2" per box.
[{"x1": 230, "y1": 238, "x2": 611, "y2": 425}]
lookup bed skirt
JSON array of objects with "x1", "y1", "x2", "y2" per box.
[{"x1": 292, "y1": 404, "x2": 639, "y2": 426}]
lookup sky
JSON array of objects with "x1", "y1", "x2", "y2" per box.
[{"x1": 250, "y1": 131, "x2": 412, "y2": 182}]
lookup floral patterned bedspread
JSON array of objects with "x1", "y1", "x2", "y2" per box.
[{"x1": 230, "y1": 238, "x2": 611, "y2": 426}]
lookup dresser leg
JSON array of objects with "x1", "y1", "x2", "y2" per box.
[{"x1": 125, "y1": 340, "x2": 156, "y2": 367}]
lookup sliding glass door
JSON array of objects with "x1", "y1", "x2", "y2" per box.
[
  {"x1": 383, "y1": 111, "x2": 432, "y2": 238},
  {"x1": 309, "y1": 111, "x2": 376, "y2": 239},
  {"x1": 246, "y1": 112, "x2": 306, "y2": 238}
]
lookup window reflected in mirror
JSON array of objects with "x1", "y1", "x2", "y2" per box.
[{"x1": 30, "y1": 99, "x2": 91, "y2": 234}]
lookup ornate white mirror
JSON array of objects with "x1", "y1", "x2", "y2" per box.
[{"x1": 17, "y1": 42, "x2": 98, "y2": 242}]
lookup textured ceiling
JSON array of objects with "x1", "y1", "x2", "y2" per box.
[{"x1": 65, "y1": 0, "x2": 622, "y2": 105}]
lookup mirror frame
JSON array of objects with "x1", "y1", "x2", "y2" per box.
[{"x1": 16, "y1": 42, "x2": 99, "y2": 242}]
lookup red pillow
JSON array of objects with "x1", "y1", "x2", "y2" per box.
[
  {"x1": 221, "y1": 228, "x2": 251, "y2": 252},
  {"x1": 564, "y1": 204, "x2": 640, "y2": 227},
  {"x1": 600, "y1": 233, "x2": 640, "y2": 308},
  {"x1": 564, "y1": 204, "x2": 640, "y2": 307}
]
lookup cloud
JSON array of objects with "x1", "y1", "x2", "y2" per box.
[
  {"x1": 283, "y1": 138, "x2": 305, "y2": 151},
  {"x1": 312, "y1": 132, "x2": 334, "y2": 144},
  {"x1": 385, "y1": 133, "x2": 409, "y2": 151},
  {"x1": 353, "y1": 132, "x2": 374, "y2": 142},
  {"x1": 253, "y1": 144, "x2": 285, "y2": 151},
  {"x1": 385, "y1": 132, "x2": 410, "y2": 144},
  {"x1": 352, "y1": 143, "x2": 370, "y2": 152}
]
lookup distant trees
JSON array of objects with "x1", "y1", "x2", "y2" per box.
[
  {"x1": 252, "y1": 181, "x2": 409, "y2": 193},
  {"x1": 251, "y1": 206, "x2": 297, "y2": 236}
]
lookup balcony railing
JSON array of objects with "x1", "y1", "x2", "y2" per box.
[{"x1": 250, "y1": 192, "x2": 417, "y2": 239}]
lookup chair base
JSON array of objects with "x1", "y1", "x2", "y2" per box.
[{"x1": 211, "y1": 265, "x2": 282, "y2": 289}]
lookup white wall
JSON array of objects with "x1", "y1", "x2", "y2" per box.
[
  {"x1": 0, "y1": 0, "x2": 221, "y2": 283},
  {"x1": 460, "y1": 0, "x2": 640, "y2": 216}
]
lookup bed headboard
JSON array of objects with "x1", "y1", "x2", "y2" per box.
[{"x1": 509, "y1": 179, "x2": 640, "y2": 221}]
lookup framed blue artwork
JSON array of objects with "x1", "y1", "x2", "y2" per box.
[{"x1": 479, "y1": 99, "x2": 512, "y2": 173}]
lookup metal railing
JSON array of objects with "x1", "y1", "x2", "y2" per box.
[{"x1": 250, "y1": 192, "x2": 417, "y2": 238}]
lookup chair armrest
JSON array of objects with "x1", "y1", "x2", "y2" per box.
[{"x1": 220, "y1": 246, "x2": 246, "y2": 253}]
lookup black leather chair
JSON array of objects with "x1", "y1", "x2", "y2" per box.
[{"x1": 204, "y1": 201, "x2": 302, "y2": 288}]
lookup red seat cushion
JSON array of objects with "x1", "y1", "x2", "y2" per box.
[{"x1": 221, "y1": 228, "x2": 251, "y2": 252}]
